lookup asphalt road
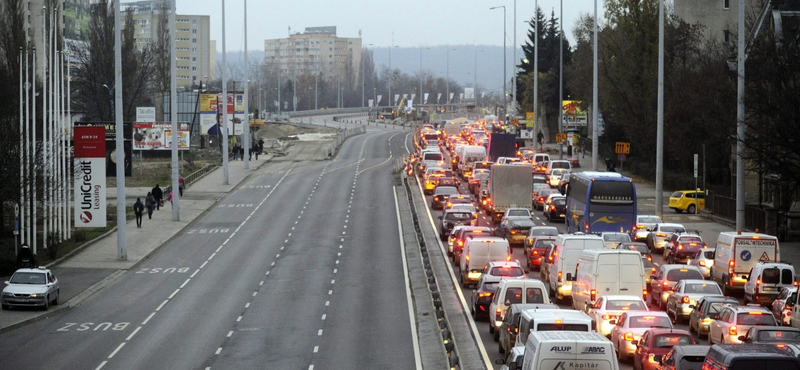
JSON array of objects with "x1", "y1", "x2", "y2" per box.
[{"x1": 0, "y1": 129, "x2": 419, "y2": 369}]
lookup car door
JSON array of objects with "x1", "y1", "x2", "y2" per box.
[
  {"x1": 635, "y1": 331, "x2": 650, "y2": 366},
  {"x1": 652, "y1": 266, "x2": 665, "y2": 297},
  {"x1": 709, "y1": 308, "x2": 726, "y2": 341},
  {"x1": 668, "y1": 281, "x2": 684, "y2": 312},
  {"x1": 47, "y1": 272, "x2": 57, "y2": 295},
  {"x1": 690, "y1": 298, "x2": 706, "y2": 329}
]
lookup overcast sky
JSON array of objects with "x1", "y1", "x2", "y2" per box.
[{"x1": 174, "y1": 0, "x2": 598, "y2": 51}]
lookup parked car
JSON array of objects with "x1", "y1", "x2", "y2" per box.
[
  {"x1": 1, "y1": 268, "x2": 60, "y2": 310},
  {"x1": 669, "y1": 189, "x2": 705, "y2": 214},
  {"x1": 687, "y1": 296, "x2": 739, "y2": 338}
]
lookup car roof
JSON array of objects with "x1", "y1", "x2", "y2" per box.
[
  {"x1": 747, "y1": 325, "x2": 800, "y2": 332},
  {"x1": 728, "y1": 305, "x2": 772, "y2": 313},
  {"x1": 702, "y1": 296, "x2": 739, "y2": 303},
  {"x1": 657, "y1": 223, "x2": 686, "y2": 228},
  {"x1": 12, "y1": 268, "x2": 48, "y2": 273},
  {"x1": 672, "y1": 345, "x2": 712, "y2": 356},
  {"x1": 661, "y1": 264, "x2": 701, "y2": 271},
  {"x1": 680, "y1": 279, "x2": 715, "y2": 285},
  {"x1": 602, "y1": 295, "x2": 647, "y2": 301},
  {"x1": 626, "y1": 311, "x2": 669, "y2": 318},
  {"x1": 487, "y1": 261, "x2": 522, "y2": 267}
]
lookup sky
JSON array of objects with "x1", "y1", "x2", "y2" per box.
[{"x1": 174, "y1": 0, "x2": 600, "y2": 51}]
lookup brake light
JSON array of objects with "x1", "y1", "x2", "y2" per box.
[
  {"x1": 602, "y1": 315, "x2": 615, "y2": 320},
  {"x1": 748, "y1": 311, "x2": 763, "y2": 315},
  {"x1": 510, "y1": 230, "x2": 517, "y2": 235},
  {"x1": 643, "y1": 290, "x2": 648, "y2": 299},
  {"x1": 678, "y1": 245, "x2": 683, "y2": 250},
  {"x1": 656, "y1": 232, "x2": 667, "y2": 238},
  {"x1": 466, "y1": 255, "x2": 470, "y2": 261},
  {"x1": 729, "y1": 260, "x2": 735, "y2": 275},
  {"x1": 507, "y1": 255, "x2": 512, "y2": 261},
  {"x1": 652, "y1": 268, "x2": 656, "y2": 274},
  {"x1": 496, "y1": 307, "x2": 502, "y2": 320},
  {"x1": 625, "y1": 332, "x2": 634, "y2": 341},
  {"x1": 663, "y1": 281, "x2": 669, "y2": 288},
  {"x1": 550, "y1": 205, "x2": 557, "y2": 211},
  {"x1": 590, "y1": 289, "x2": 596, "y2": 302},
  {"x1": 682, "y1": 296, "x2": 690, "y2": 304},
  {"x1": 479, "y1": 292, "x2": 492, "y2": 297},
  {"x1": 458, "y1": 240, "x2": 464, "y2": 247},
  {"x1": 558, "y1": 271, "x2": 563, "y2": 283},
  {"x1": 729, "y1": 326, "x2": 737, "y2": 335},
  {"x1": 636, "y1": 224, "x2": 644, "y2": 229},
  {"x1": 756, "y1": 279, "x2": 761, "y2": 293},
  {"x1": 533, "y1": 251, "x2": 539, "y2": 256}
]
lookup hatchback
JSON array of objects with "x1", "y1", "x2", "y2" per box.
[
  {"x1": 633, "y1": 329, "x2": 696, "y2": 370},
  {"x1": 708, "y1": 305, "x2": 777, "y2": 344},
  {"x1": 669, "y1": 189, "x2": 705, "y2": 214},
  {"x1": 688, "y1": 296, "x2": 739, "y2": 338}
]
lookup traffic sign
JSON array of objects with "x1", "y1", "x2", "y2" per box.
[
  {"x1": 618, "y1": 153, "x2": 626, "y2": 162},
  {"x1": 615, "y1": 142, "x2": 630, "y2": 154},
  {"x1": 525, "y1": 112, "x2": 535, "y2": 128},
  {"x1": 510, "y1": 118, "x2": 519, "y2": 126},
  {"x1": 556, "y1": 133, "x2": 567, "y2": 143},
  {"x1": 693, "y1": 154, "x2": 699, "y2": 178}
]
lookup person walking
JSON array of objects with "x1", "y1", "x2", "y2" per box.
[
  {"x1": 145, "y1": 192, "x2": 156, "y2": 219},
  {"x1": 133, "y1": 197, "x2": 145, "y2": 228},
  {"x1": 151, "y1": 184, "x2": 163, "y2": 210},
  {"x1": 168, "y1": 190, "x2": 173, "y2": 207},
  {"x1": 537, "y1": 130, "x2": 544, "y2": 151},
  {"x1": 258, "y1": 138, "x2": 264, "y2": 154},
  {"x1": 233, "y1": 143, "x2": 240, "y2": 160},
  {"x1": 178, "y1": 176, "x2": 185, "y2": 197}
]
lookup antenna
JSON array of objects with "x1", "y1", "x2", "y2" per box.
[{"x1": 288, "y1": 26, "x2": 291, "y2": 36}]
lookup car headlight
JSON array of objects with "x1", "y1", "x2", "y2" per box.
[
  {"x1": 30, "y1": 293, "x2": 40, "y2": 298},
  {"x1": 2, "y1": 292, "x2": 13, "y2": 297}
]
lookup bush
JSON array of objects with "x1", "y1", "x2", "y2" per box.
[{"x1": 73, "y1": 229, "x2": 87, "y2": 242}]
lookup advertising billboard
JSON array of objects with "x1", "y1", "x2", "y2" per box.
[
  {"x1": 200, "y1": 93, "x2": 245, "y2": 136},
  {"x1": 74, "y1": 126, "x2": 107, "y2": 228},
  {"x1": 562, "y1": 100, "x2": 588, "y2": 126},
  {"x1": 133, "y1": 122, "x2": 190, "y2": 150}
]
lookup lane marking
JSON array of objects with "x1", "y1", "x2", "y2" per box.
[
  {"x1": 108, "y1": 343, "x2": 125, "y2": 358},
  {"x1": 215, "y1": 347, "x2": 222, "y2": 355},
  {"x1": 126, "y1": 326, "x2": 141, "y2": 341},
  {"x1": 180, "y1": 279, "x2": 190, "y2": 288},
  {"x1": 142, "y1": 312, "x2": 156, "y2": 325},
  {"x1": 168, "y1": 289, "x2": 180, "y2": 299},
  {"x1": 96, "y1": 361, "x2": 107, "y2": 370},
  {"x1": 156, "y1": 300, "x2": 169, "y2": 311},
  {"x1": 227, "y1": 330, "x2": 233, "y2": 337},
  {"x1": 393, "y1": 189, "x2": 424, "y2": 370}
]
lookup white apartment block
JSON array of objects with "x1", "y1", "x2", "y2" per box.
[{"x1": 264, "y1": 26, "x2": 362, "y2": 83}]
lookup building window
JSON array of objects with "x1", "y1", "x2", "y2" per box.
[
  {"x1": 724, "y1": 30, "x2": 730, "y2": 43},
  {"x1": 723, "y1": 0, "x2": 730, "y2": 9},
  {"x1": 191, "y1": 48, "x2": 197, "y2": 53},
  {"x1": 192, "y1": 38, "x2": 197, "y2": 43}
]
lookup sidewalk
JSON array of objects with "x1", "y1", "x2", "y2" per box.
[{"x1": 0, "y1": 156, "x2": 270, "y2": 334}]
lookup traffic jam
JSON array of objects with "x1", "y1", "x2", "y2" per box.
[{"x1": 407, "y1": 119, "x2": 800, "y2": 370}]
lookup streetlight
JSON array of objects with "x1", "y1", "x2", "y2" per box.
[
  {"x1": 558, "y1": 0, "x2": 564, "y2": 159},
  {"x1": 446, "y1": 48, "x2": 456, "y2": 106},
  {"x1": 362, "y1": 43, "x2": 372, "y2": 107},
  {"x1": 474, "y1": 49, "x2": 483, "y2": 107},
  {"x1": 525, "y1": 16, "x2": 539, "y2": 138},
  {"x1": 490, "y1": 5, "x2": 506, "y2": 117},
  {"x1": 419, "y1": 46, "x2": 429, "y2": 106}
]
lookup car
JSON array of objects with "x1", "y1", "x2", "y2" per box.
[
  {"x1": 450, "y1": 204, "x2": 478, "y2": 221},
  {"x1": 744, "y1": 262, "x2": 796, "y2": 306},
  {"x1": 655, "y1": 345, "x2": 711, "y2": 370},
  {"x1": 1, "y1": 267, "x2": 60, "y2": 310},
  {"x1": 470, "y1": 275, "x2": 503, "y2": 321},
  {"x1": 646, "y1": 223, "x2": 687, "y2": 253},
  {"x1": 643, "y1": 256, "x2": 657, "y2": 288},
  {"x1": 772, "y1": 287, "x2": 797, "y2": 326},
  {"x1": 739, "y1": 325, "x2": 800, "y2": 343},
  {"x1": 558, "y1": 171, "x2": 571, "y2": 194},
  {"x1": 444, "y1": 195, "x2": 475, "y2": 211},
  {"x1": 431, "y1": 186, "x2": 459, "y2": 210},
  {"x1": 633, "y1": 329, "x2": 696, "y2": 370},
  {"x1": 468, "y1": 171, "x2": 489, "y2": 194},
  {"x1": 669, "y1": 189, "x2": 705, "y2": 214},
  {"x1": 663, "y1": 232, "x2": 706, "y2": 263},
  {"x1": 423, "y1": 173, "x2": 445, "y2": 194},
  {"x1": 433, "y1": 176, "x2": 459, "y2": 192},
  {"x1": 523, "y1": 226, "x2": 559, "y2": 256},
  {"x1": 665, "y1": 279, "x2": 724, "y2": 323},
  {"x1": 633, "y1": 215, "x2": 664, "y2": 242},
  {"x1": 548, "y1": 168, "x2": 568, "y2": 187},
  {"x1": 610, "y1": 311, "x2": 673, "y2": 362},
  {"x1": 541, "y1": 194, "x2": 564, "y2": 217},
  {"x1": 534, "y1": 188, "x2": 560, "y2": 210},
  {"x1": 439, "y1": 209, "x2": 475, "y2": 240},
  {"x1": 539, "y1": 244, "x2": 556, "y2": 285},
  {"x1": 532, "y1": 173, "x2": 547, "y2": 184},
  {"x1": 588, "y1": 295, "x2": 651, "y2": 337},
  {"x1": 495, "y1": 345, "x2": 525, "y2": 370},
  {"x1": 447, "y1": 225, "x2": 468, "y2": 256},
  {"x1": 687, "y1": 296, "x2": 739, "y2": 338},
  {"x1": 451, "y1": 227, "x2": 494, "y2": 263},
  {"x1": 688, "y1": 248, "x2": 716, "y2": 279},
  {"x1": 482, "y1": 261, "x2": 527, "y2": 280},
  {"x1": 495, "y1": 217, "x2": 537, "y2": 247},
  {"x1": 708, "y1": 304, "x2": 777, "y2": 344},
  {"x1": 601, "y1": 232, "x2": 633, "y2": 249},
  {"x1": 544, "y1": 196, "x2": 567, "y2": 222},
  {"x1": 502, "y1": 207, "x2": 533, "y2": 223},
  {"x1": 650, "y1": 265, "x2": 705, "y2": 309},
  {"x1": 526, "y1": 236, "x2": 557, "y2": 271},
  {"x1": 545, "y1": 160, "x2": 572, "y2": 178},
  {"x1": 617, "y1": 242, "x2": 653, "y2": 261}
]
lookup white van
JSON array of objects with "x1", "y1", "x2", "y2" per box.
[
  {"x1": 549, "y1": 234, "x2": 605, "y2": 301},
  {"x1": 519, "y1": 331, "x2": 617, "y2": 370},
  {"x1": 516, "y1": 308, "x2": 596, "y2": 347},
  {"x1": 571, "y1": 250, "x2": 646, "y2": 312},
  {"x1": 458, "y1": 145, "x2": 487, "y2": 180},
  {"x1": 711, "y1": 231, "x2": 780, "y2": 295},
  {"x1": 459, "y1": 236, "x2": 510, "y2": 288},
  {"x1": 743, "y1": 262, "x2": 795, "y2": 305},
  {"x1": 532, "y1": 153, "x2": 550, "y2": 173},
  {"x1": 489, "y1": 279, "x2": 551, "y2": 331}
]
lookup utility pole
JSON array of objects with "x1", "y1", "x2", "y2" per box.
[
  {"x1": 243, "y1": 0, "x2": 250, "y2": 170},
  {"x1": 655, "y1": 0, "x2": 665, "y2": 217},
  {"x1": 221, "y1": 0, "x2": 229, "y2": 185},
  {"x1": 558, "y1": 0, "x2": 564, "y2": 160},
  {"x1": 114, "y1": 0, "x2": 126, "y2": 260},
  {"x1": 735, "y1": 0, "x2": 746, "y2": 229},
  {"x1": 490, "y1": 6, "x2": 507, "y2": 117},
  {"x1": 170, "y1": 0, "x2": 180, "y2": 220},
  {"x1": 592, "y1": 0, "x2": 599, "y2": 170}
]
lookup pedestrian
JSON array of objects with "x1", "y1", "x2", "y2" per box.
[
  {"x1": 151, "y1": 184, "x2": 163, "y2": 210},
  {"x1": 537, "y1": 130, "x2": 544, "y2": 150},
  {"x1": 178, "y1": 176, "x2": 185, "y2": 196},
  {"x1": 168, "y1": 190, "x2": 173, "y2": 207},
  {"x1": 240, "y1": 145, "x2": 245, "y2": 160},
  {"x1": 145, "y1": 192, "x2": 156, "y2": 219},
  {"x1": 258, "y1": 138, "x2": 264, "y2": 153},
  {"x1": 133, "y1": 197, "x2": 144, "y2": 228},
  {"x1": 233, "y1": 143, "x2": 240, "y2": 160}
]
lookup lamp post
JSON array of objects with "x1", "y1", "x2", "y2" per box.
[
  {"x1": 362, "y1": 43, "x2": 372, "y2": 107},
  {"x1": 474, "y1": 49, "x2": 483, "y2": 107},
  {"x1": 490, "y1": 5, "x2": 506, "y2": 117},
  {"x1": 314, "y1": 46, "x2": 319, "y2": 110},
  {"x1": 446, "y1": 48, "x2": 456, "y2": 105},
  {"x1": 558, "y1": 0, "x2": 564, "y2": 159}
]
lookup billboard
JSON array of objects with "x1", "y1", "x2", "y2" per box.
[
  {"x1": 200, "y1": 93, "x2": 245, "y2": 136},
  {"x1": 133, "y1": 123, "x2": 190, "y2": 150},
  {"x1": 64, "y1": 1, "x2": 92, "y2": 43},
  {"x1": 562, "y1": 100, "x2": 588, "y2": 126},
  {"x1": 74, "y1": 126, "x2": 107, "y2": 228}
]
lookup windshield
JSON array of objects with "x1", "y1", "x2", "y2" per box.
[
  {"x1": 762, "y1": 268, "x2": 781, "y2": 284},
  {"x1": 490, "y1": 267, "x2": 525, "y2": 277},
  {"x1": 553, "y1": 198, "x2": 566, "y2": 206},
  {"x1": 423, "y1": 153, "x2": 443, "y2": 161},
  {"x1": 535, "y1": 239, "x2": 555, "y2": 249},
  {"x1": 756, "y1": 330, "x2": 800, "y2": 342},
  {"x1": 666, "y1": 269, "x2": 704, "y2": 281},
  {"x1": 607, "y1": 300, "x2": 647, "y2": 310},
  {"x1": 511, "y1": 219, "x2": 536, "y2": 228},
  {"x1": 530, "y1": 228, "x2": 558, "y2": 236},
  {"x1": 679, "y1": 236, "x2": 703, "y2": 244},
  {"x1": 481, "y1": 282, "x2": 500, "y2": 292},
  {"x1": 445, "y1": 212, "x2": 473, "y2": 221},
  {"x1": 661, "y1": 226, "x2": 686, "y2": 233},
  {"x1": 537, "y1": 323, "x2": 589, "y2": 331},
  {"x1": 551, "y1": 162, "x2": 570, "y2": 169},
  {"x1": 589, "y1": 181, "x2": 635, "y2": 205},
  {"x1": 639, "y1": 216, "x2": 662, "y2": 224},
  {"x1": 629, "y1": 316, "x2": 671, "y2": 328},
  {"x1": 10, "y1": 272, "x2": 46, "y2": 284},
  {"x1": 685, "y1": 283, "x2": 722, "y2": 295},
  {"x1": 679, "y1": 356, "x2": 705, "y2": 370},
  {"x1": 507, "y1": 210, "x2": 529, "y2": 217},
  {"x1": 604, "y1": 233, "x2": 631, "y2": 242}
]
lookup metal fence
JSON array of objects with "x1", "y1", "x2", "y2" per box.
[
  {"x1": 165, "y1": 163, "x2": 218, "y2": 194},
  {"x1": 707, "y1": 191, "x2": 768, "y2": 232}
]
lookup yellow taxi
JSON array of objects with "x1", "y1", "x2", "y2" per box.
[
  {"x1": 668, "y1": 189, "x2": 705, "y2": 214},
  {"x1": 424, "y1": 174, "x2": 444, "y2": 195}
]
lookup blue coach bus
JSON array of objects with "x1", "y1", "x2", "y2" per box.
[{"x1": 565, "y1": 171, "x2": 637, "y2": 234}]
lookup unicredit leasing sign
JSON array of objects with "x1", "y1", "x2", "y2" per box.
[{"x1": 74, "y1": 126, "x2": 107, "y2": 228}]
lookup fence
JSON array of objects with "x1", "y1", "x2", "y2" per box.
[
  {"x1": 165, "y1": 163, "x2": 218, "y2": 195},
  {"x1": 707, "y1": 191, "x2": 769, "y2": 232}
]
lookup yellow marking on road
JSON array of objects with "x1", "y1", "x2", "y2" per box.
[{"x1": 357, "y1": 155, "x2": 393, "y2": 175}]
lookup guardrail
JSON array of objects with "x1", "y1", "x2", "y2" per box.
[
  {"x1": 707, "y1": 191, "x2": 768, "y2": 232},
  {"x1": 165, "y1": 164, "x2": 218, "y2": 195}
]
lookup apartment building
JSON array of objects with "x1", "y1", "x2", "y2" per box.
[{"x1": 264, "y1": 26, "x2": 362, "y2": 83}]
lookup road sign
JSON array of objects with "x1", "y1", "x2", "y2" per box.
[
  {"x1": 760, "y1": 251, "x2": 771, "y2": 262},
  {"x1": 510, "y1": 118, "x2": 519, "y2": 126},
  {"x1": 615, "y1": 142, "x2": 630, "y2": 154},
  {"x1": 525, "y1": 112, "x2": 534, "y2": 128},
  {"x1": 693, "y1": 154, "x2": 699, "y2": 178},
  {"x1": 618, "y1": 153, "x2": 626, "y2": 162},
  {"x1": 556, "y1": 133, "x2": 567, "y2": 143}
]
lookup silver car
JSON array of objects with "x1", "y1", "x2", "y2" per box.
[
  {"x1": 689, "y1": 248, "x2": 716, "y2": 279},
  {"x1": 1, "y1": 268, "x2": 60, "y2": 310},
  {"x1": 632, "y1": 215, "x2": 663, "y2": 242}
]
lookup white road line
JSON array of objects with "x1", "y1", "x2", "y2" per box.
[
  {"x1": 156, "y1": 300, "x2": 169, "y2": 311},
  {"x1": 215, "y1": 347, "x2": 222, "y2": 355},
  {"x1": 309, "y1": 366, "x2": 314, "y2": 370},
  {"x1": 208, "y1": 253, "x2": 216, "y2": 260},
  {"x1": 333, "y1": 269, "x2": 337, "y2": 274},
  {"x1": 252, "y1": 292, "x2": 258, "y2": 296},
  {"x1": 126, "y1": 326, "x2": 142, "y2": 341},
  {"x1": 265, "y1": 271, "x2": 270, "y2": 276},
  {"x1": 328, "y1": 290, "x2": 333, "y2": 295},
  {"x1": 199, "y1": 261, "x2": 208, "y2": 269},
  {"x1": 318, "y1": 329, "x2": 323, "y2": 336},
  {"x1": 393, "y1": 189, "x2": 424, "y2": 370},
  {"x1": 142, "y1": 312, "x2": 156, "y2": 325},
  {"x1": 190, "y1": 270, "x2": 199, "y2": 278},
  {"x1": 331, "y1": 279, "x2": 335, "y2": 284},
  {"x1": 108, "y1": 342, "x2": 125, "y2": 358},
  {"x1": 276, "y1": 254, "x2": 280, "y2": 258},
  {"x1": 245, "y1": 302, "x2": 250, "y2": 308},
  {"x1": 259, "y1": 281, "x2": 264, "y2": 286},
  {"x1": 180, "y1": 279, "x2": 191, "y2": 288},
  {"x1": 168, "y1": 289, "x2": 180, "y2": 299},
  {"x1": 227, "y1": 330, "x2": 233, "y2": 337},
  {"x1": 95, "y1": 361, "x2": 107, "y2": 370},
  {"x1": 325, "y1": 301, "x2": 330, "y2": 306},
  {"x1": 313, "y1": 346, "x2": 319, "y2": 353},
  {"x1": 216, "y1": 245, "x2": 224, "y2": 252},
  {"x1": 321, "y1": 314, "x2": 326, "y2": 320},
  {"x1": 237, "y1": 316, "x2": 242, "y2": 322}
]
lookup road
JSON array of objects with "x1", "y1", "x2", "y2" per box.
[{"x1": 0, "y1": 128, "x2": 419, "y2": 369}]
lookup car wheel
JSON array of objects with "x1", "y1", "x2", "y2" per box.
[
  {"x1": 1, "y1": 304, "x2": 8, "y2": 310},
  {"x1": 52, "y1": 289, "x2": 59, "y2": 305},
  {"x1": 688, "y1": 205, "x2": 696, "y2": 214},
  {"x1": 675, "y1": 209, "x2": 683, "y2": 213},
  {"x1": 43, "y1": 294, "x2": 49, "y2": 311},
  {"x1": 493, "y1": 328, "x2": 500, "y2": 342},
  {"x1": 489, "y1": 323, "x2": 495, "y2": 334},
  {"x1": 499, "y1": 340, "x2": 505, "y2": 354},
  {"x1": 722, "y1": 282, "x2": 730, "y2": 296}
]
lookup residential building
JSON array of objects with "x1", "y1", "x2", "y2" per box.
[
  {"x1": 264, "y1": 26, "x2": 362, "y2": 84},
  {"x1": 674, "y1": 0, "x2": 745, "y2": 45}
]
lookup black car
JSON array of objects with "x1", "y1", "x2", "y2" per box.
[
  {"x1": 431, "y1": 186, "x2": 459, "y2": 210},
  {"x1": 495, "y1": 217, "x2": 537, "y2": 246},
  {"x1": 439, "y1": 210, "x2": 475, "y2": 240},
  {"x1": 471, "y1": 275, "x2": 503, "y2": 321},
  {"x1": 544, "y1": 196, "x2": 566, "y2": 222},
  {"x1": 739, "y1": 326, "x2": 800, "y2": 344},
  {"x1": 616, "y1": 242, "x2": 653, "y2": 261},
  {"x1": 688, "y1": 296, "x2": 739, "y2": 338}
]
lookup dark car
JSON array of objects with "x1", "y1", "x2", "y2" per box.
[
  {"x1": 527, "y1": 236, "x2": 557, "y2": 271},
  {"x1": 439, "y1": 210, "x2": 475, "y2": 240},
  {"x1": 739, "y1": 326, "x2": 800, "y2": 344},
  {"x1": 687, "y1": 296, "x2": 739, "y2": 338},
  {"x1": 633, "y1": 328, "x2": 696, "y2": 370},
  {"x1": 434, "y1": 176, "x2": 459, "y2": 191},
  {"x1": 534, "y1": 188, "x2": 559, "y2": 210},
  {"x1": 495, "y1": 217, "x2": 537, "y2": 246},
  {"x1": 544, "y1": 196, "x2": 567, "y2": 222},
  {"x1": 617, "y1": 242, "x2": 653, "y2": 261},
  {"x1": 656, "y1": 345, "x2": 710, "y2": 370},
  {"x1": 471, "y1": 275, "x2": 503, "y2": 321},
  {"x1": 664, "y1": 233, "x2": 706, "y2": 264},
  {"x1": 431, "y1": 186, "x2": 459, "y2": 210}
]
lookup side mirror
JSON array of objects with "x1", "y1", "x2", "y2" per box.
[
  {"x1": 738, "y1": 335, "x2": 747, "y2": 342},
  {"x1": 653, "y1": 355, "x2": 663, "y2": 364},
  {"x1": 712, "y1": 314, "x2": 720, "y2": 320},
  {"x1": 566, "y1": 273, "x2": 574, "y2": 281},
  {"x1": 608, "y1": 319, "x2": 617, "y2": 325},
  {"x1": 688, "y1": 305, "x2": 695, "y2": 309},
  {"x1": 632, "y1": 340, "x2": 639, "y2": 346},
  {"x1": 743, "y1": 275, "x2": 749, "y2": 281},
  {"x1": 3, "y1": 281, "x2": 8, "y2": 285}
]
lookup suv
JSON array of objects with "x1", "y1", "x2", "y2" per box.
[
  {"x1": 708, "y1": 305, "x2": 777, "y2": 344},
  {"x1": 701, "y1": 343, "x2": 800, "y2": 370},
  {"x1": 669, "y1": 189, "x2": 705, "y2": 214},
  {"x1": 1, "y1": 268, "x2": 60, "y2": 310},
  {"x1": 470, "y1": 275, "x2": 503, "y2": 321},
  {"x1": 439, "y1": 209, "x2": 475, "y2": 240}
]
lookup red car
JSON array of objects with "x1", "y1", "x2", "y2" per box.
[{"x1": 632, "y1": 329, "x2": 695, "y2": 370}]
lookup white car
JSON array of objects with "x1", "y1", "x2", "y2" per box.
[
  {"x1": 600, "y1": 232, "x2": 632, "y2": 250},
  {"x1": 665, "y1": 279, "x2": 723, "y2": 323},
  {"x1": 588, "y1": 295, "x2": 650, "y2": 337},
  {"x1": 708, "y1": 305, "x2": 776, "y2": 344},
  {"x1": 689, "y1": 247, "x2": 716, "y2": 279},
  {"x1": 1, "y1": 268, "x2": 60, "y2": 310},
  {"x1": 632, "y1": 215, "x2": 663, "y2": 241},
  {"x1": 610, "y1": 311, "x2": 672, "y2": 362}
]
